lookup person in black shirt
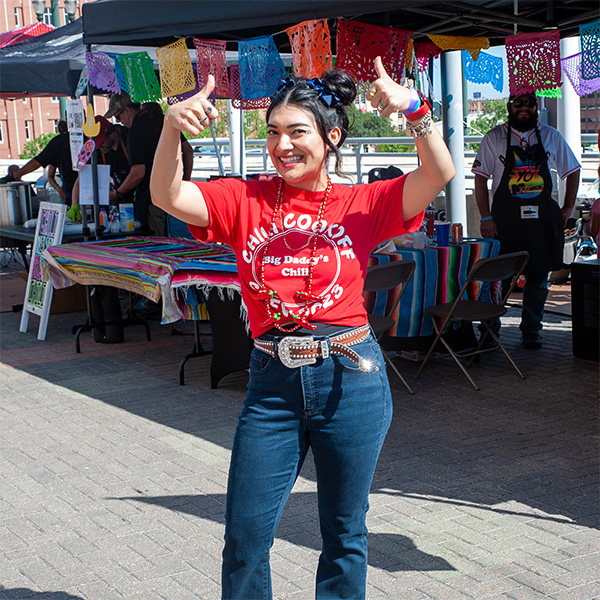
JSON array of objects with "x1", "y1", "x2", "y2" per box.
[
  {"x1": 104, "y1": 93, "x2": 165, "y2": 234},
  {"x1": 69, "y1": 116, "x2": 134, "y2": 220},
  {"x1": 13, "y1": 120, "x2": 77, "y2": 205}
]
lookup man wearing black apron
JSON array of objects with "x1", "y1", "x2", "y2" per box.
[{"x1": 473, "y1": 93, "x2": 580, "y2": 349}]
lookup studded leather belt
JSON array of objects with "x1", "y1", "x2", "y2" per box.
[{"x1": 254, "y1": 324, "x2": 374, "y2": 371}]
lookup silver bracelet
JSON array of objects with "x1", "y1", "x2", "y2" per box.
[{"x1": 406, "y1": 111, "x2": 432, "y2": 139}]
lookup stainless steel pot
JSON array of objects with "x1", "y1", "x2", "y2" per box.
[{"x1": 0, "y1": 182, "x2": 35, "y2": 226}]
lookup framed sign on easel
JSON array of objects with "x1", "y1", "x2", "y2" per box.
[{"x1": 19, "y1": 201, "x2": 67, "y2": 341}]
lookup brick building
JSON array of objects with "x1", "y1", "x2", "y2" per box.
[
  {"x1": 580, "y1": 91, "x2": 599, "y2": 136},
  {"x1": 0, "y1": 0, "x2": 107, "y2": 161}
]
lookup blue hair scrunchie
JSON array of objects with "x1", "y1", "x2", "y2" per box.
[
  {"x1": 273, "y1": 77, "x2": 341, "y2": 107},
  {"x1": 276, "y1": 77, "x2": 295, "y2": 95}
]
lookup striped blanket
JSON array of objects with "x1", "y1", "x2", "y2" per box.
[
  {"x1": 365, "y1": 238, "x2": 500, "y2": 338},
  {"x1": 170, "y1": 255, "x2": 241, "y2": 321},
  {"x1": 41, "y1": 237, "x2": 235, "y2": 323},
  {"x1": 41, "y1": 236, "x2": 499, "y2": 332},
  {"x1": 172, "y1": 238, "x2": 500, "y2": 337}
]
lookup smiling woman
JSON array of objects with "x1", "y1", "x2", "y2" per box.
[{"x1": 150, "y1": 57, "x2": 454, "y2": 600}]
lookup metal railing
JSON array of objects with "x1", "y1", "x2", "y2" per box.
[{"x1": 188, "y1": 133, "x2": 599, "y2": 184}]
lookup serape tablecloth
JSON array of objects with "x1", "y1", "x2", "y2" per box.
[
  {"x1": 170, "y1": 255, "x2": 241, "y2": 321},
  {"x1": 365, "y1": 238, "x2": 501, "y2": 338},
  {"x1": 172, "y1": 237, "x2": 500, "y2": 338},
  {"x1": 41, "y1": 236, "x2": 235, "y2": 323}
]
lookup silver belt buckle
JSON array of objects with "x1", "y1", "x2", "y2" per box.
[{"x1": 277, "y1": 336, "x2": 317, "y2": 368}]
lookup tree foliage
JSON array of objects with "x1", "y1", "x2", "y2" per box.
[
  {"x1": 347, "y1": 104, "x2": 399, "y2": 138},
  {"x1": 244, "y1": 109, "x2": 268, "y2": 139},
  {"x1": 19, "y1": 132, "x2": 57, "y2": 159},
  {"x1": 181, "y1": 99, "x2": 230, "y2": 140},
  {"x1": 468, "y1": 99, "x2": 508, "y2": 150}
]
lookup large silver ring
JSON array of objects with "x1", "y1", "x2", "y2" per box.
[
  {"x1": 205, "y1": 105, "x2": 214, "y2": 115},
  {"x1": 378, "y1": 103, "x2": 387, "y2": 112}
]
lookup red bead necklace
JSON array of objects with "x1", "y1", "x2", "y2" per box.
[{"x1": 258, "y1": 177, "x2": 333, "y2": 332}]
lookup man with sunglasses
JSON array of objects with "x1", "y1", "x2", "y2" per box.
[
  {"x1": 472, "y1": 92, "x2": 580, "y2": 349},
  {"x1": 104, "y1": 92, "x2": 166, "y2": 235}
]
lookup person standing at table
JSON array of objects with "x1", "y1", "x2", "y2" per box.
[
  {"x1": 68, "y1": 116, "x2": 134, "y2": 222},
  {"x1": 12, "y1": 120, "x2": 78, "y2": 205},
  {"x1": 151, "y1": 58, "x2": 455, "y2": 600},
  {"x1": 472, "y1": 92, "x2": 580, "y2": 349},
  {"x1": 141, "y1": 101, "x2": 195, "y2": 182},
  {"x1": 104, "y1": 92, "x2": 166, "y2": 235}
]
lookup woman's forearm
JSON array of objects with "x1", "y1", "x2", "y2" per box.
[
  {"x1": 413, "y1": 122, "x2": 456, "y2": 190},
  {"x1": 401, "y1": 118, "x2": 455, "y2": 221}
]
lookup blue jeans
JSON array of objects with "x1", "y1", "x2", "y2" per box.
[
  {"x1": 222, "y1": 330, "x2": 392, "y2": 600},
  {"x1": 520, "y1": 272, "x2": 549, "y2": 335}
]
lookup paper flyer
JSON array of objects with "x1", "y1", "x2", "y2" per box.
[{"x1": 79, "y1": 164, "x2": 110, "y2": 206}]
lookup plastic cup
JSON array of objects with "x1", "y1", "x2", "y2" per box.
[
  {"x1": 435, "y1": 222, "x2": 451, "y2": 246},
  {"x1": 413, "y1": 231, "x2": 425, "y2": 249},
  {"x1": 424, "y1": 210, "x2": 436, "y2": 237}
]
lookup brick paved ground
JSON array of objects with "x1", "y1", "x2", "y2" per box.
[{"x1": 0, "y1": 298, "x2": 598, "y2": 599}]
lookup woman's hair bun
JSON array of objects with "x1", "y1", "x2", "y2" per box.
[{"x1": 320, "y1": 70, "x2": 357, "y2": 107}]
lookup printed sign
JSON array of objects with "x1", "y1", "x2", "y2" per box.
[
  {"x1": 66, "y1": 99, "x2": 85, "y2": 131},
  {"x1": 79, "y1": 164, "x2": 110, "y2": 206},
  {"x1": 69, "y1": 130, "x2": 85, "y2": 172},
  {"x1": 19, "y1": 202, "x2": 67, "y2": 341}
]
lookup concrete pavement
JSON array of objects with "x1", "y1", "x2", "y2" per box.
[{"x1": 0, "y1": 302, "x2": 598, "y2": 599}]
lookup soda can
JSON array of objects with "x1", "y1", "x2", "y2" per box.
[{"x1": 452, "y1": 223, "x2": 463, "y2": 244}]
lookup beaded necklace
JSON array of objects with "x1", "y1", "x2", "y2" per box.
[{"x1": 257, "y1": 177, "x2": 333, "y2": 332}]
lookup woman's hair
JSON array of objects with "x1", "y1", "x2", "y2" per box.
[{"x1": 266, "y1": 70, "x2": 357, "y2": 178}]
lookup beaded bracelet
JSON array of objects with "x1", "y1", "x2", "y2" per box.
[
  {"x1": 406, "y1": 112, "x2": 432, "y2": 139},
  {"x1": 404, "y1": 91, "x2": 431, "y2": 122},
  {"x1": 480, "y1": 216, "x2": 493, "y2": 222}
]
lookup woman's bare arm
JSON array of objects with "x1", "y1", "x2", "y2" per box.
[
  {"x1": 367, "y1": 57, "x2": 455, "y2": 221},
  {"x1": 150, "y1": 76, "x2": 218, "y2": 227}
]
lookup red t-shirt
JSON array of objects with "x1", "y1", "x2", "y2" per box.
[{"x1": 189, "y1": 176, "x2": 423, "y2": 338}]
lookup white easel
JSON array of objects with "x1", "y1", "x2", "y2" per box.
[{"x1": 19, "y1": 201, "x2": 67, "y2": 340}]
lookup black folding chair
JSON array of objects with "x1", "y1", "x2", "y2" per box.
[
  {"x1": 414, "y1": 251, "x2": 530, "y2": 391},
  {"x1": 364, "y1": 259, "x2": 416, "y2": 394}
]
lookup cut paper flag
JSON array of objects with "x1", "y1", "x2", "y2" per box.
[
  {"x1": 285, "y1": 19, "x2": 333, "y2": 78},
  {"x1": 156, "y1": 38, "x2": 196, "y2": 98},
  {"x1": 414, "y1": 41, "x2": 442, "y2": 72},
  {"x1": 193, "y1": 38, "x2": 230, "y2": 98},
  {"x1": 229, "y1": 64, "x2": 271, "y2": 109},
  {"x1": 505, "y1": 30, "x2": 561, "y2": 96},
  {"x1": 167, "y1": 64, "x2": 201, "y2": 105},
  {"x1": 562, "y1": 52, "x2": 600, "y2": 97},
  {"x1": 536, "y1": 87, "x2": 562, "y2": 98},
  {"x1": 428, "y1": 34, "x2": 489, "y2": 61},
  {"x1": 86, "y1": 52, "x2": 120, "y2": 94},
  {"x1": 238, "y1": 35, "x2": 286, "y2": 100},
  {"x1": 579, "y1": 18, "x2": 600, "y2": 80},
  {"x1": 336, "y1": 19, "x2": 412, "y2": 83},
  {"x1": 106, "y1": 52, "x2": 129, "y2": 95},
  {"x1": 117, "y1": 52, "x2": 161, "y2": 103},
  {"x1": 405, "y1": 39, "x2": 415, "y2": 72},
  {"x1": 75, "y1": 66, "x2": 89, "y2": 98},
  {"x1": 462, "y1": 50, "x2": 504, "y2": 93}
]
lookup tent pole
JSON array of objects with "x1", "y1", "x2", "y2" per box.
[
  {"x1": 441, "y1": 50, "x2": 467, "y2": 233},
  {"x1": 227, "y1": 100, "x2": 244, "y2": 177},
  {"x1": 86, "y1": 45, "x2": 101, "y2": 240},
  {"x1": 557, "y1": 35, "x2": 581, "y2": 217}
]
